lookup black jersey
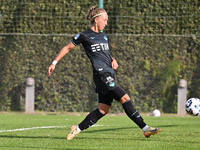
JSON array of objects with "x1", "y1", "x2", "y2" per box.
[{"x1": 72, "y1": 28, "x2": 114, "y2": 75}]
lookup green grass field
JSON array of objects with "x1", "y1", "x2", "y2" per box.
[{"x1": 0, "y1": 113, "x2": 199, "y2": 150}]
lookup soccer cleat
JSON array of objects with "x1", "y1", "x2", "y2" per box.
[
  {"x1": 66, "y1": 125, "x2": 79, "y2": 140},
  {"x1": 144, "y1": 126, "x2": 161, "y2": 138}
]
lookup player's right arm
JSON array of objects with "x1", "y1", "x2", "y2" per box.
[{"x1": 48, "y1": 41, "x2": 76, "y2": 76}]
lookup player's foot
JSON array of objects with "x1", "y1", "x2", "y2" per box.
[
  {"x1": 144, "y1": 126, "x2": 161, "y2": 138},
  {"x1": 66, "y1": 125, "x2": 79, "y2": 140}
]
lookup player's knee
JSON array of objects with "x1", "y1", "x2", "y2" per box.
[
  {"x1": 120, "y1": 94, "x2": 131, "y2": 104},
  {"x1": 98, "y1": 108, "x2": 109, "y2": 115},
  {"x1": 98, "y1": 103, "x2": 110, "y2": 115}
]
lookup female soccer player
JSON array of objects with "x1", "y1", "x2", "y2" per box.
[{"x1": 48, "y1": 6, "x2": 161, "y2": 140}]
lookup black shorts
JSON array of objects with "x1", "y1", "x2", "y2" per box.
[{"x1": 94, "y1": 72, "x2": 126, "y2": 106}]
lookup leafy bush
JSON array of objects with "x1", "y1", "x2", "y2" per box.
[{"x1": 0, "y1": 0, "x2": 199, "y2": 112}]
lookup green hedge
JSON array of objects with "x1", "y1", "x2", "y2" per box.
[
  {"x1": 0, "y1": 0, "x2": 199, "y2": 112},
  {"x1": 0, "y1": 35, "x2": 199, "y2": 113},
  {"x1": 0, "y1": 0, "x2": 199, "y2": 34}
]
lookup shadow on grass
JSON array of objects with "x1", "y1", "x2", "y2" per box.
[
  {"x1": 85, "y1": 126, "x2": 136, "y2": 133},
  {"x1": 85, "y1": 124, "x2": 178, "y2": 134},
  {"x1": 0, "y1": 145, "x2": 87, "y2": 150},
  {"x1": 0, "y1": 126, "x2": 133, "y2": 140},
  {"x1": 0, "y1": 135, "x2": 96, "y2": 150},
  {"x1": 155, "y1": 124, "x2": 179, "y2": 127},
  {"x1": 0, "y1": 124, "x2": 176, "y2": 139},
  {"x1": 0, "y1": 134, "x2": 64, "y2": 139}
]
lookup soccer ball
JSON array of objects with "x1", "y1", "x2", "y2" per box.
[
  {"x1": 185, "y1": 98, "x2": 200, "y2": 116},
  {"x1": 152, "y1": 109, "x2": 161, "y2": 117}
]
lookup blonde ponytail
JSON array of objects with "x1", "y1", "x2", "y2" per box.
[{"x1": 87, "y1": 6, "x2": 106, "y2": 24}]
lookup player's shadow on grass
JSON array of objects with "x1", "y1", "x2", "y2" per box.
[
  {"x1": 157, "y1": 124, "x2": 179, "y2": 127},
  {"x1": 85, "y1": 124, "x2": 178, "y2": 134},
  {"x1": 85, "y1": 126, "x2": 136, "y2": 133},
  {"x1": 0, "y1": 134, "x2": 64, "y2": 140},
  {"x1": 0, "y1": 135, "x2": 94, "y2": 150},
  {"x1": 0, "y1": 145, "x2": 85, "y2": 150},
  {"x1": 0, "y1": 127, "x2": 134, "y2": 140}
]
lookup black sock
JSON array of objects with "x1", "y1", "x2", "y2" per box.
[
  {"x1": 78, "y1": 108, "x2": 104, "y2": 131},
  {"x1": 122, "y1": 100, "x2": 146, "y2": 129}
]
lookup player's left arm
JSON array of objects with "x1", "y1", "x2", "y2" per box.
[{"x1": 111, "y1": 57, "x2": 118, "y2": 70}]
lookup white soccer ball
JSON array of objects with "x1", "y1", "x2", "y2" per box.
[
  {"x1": 152, "y1": 109, "x2": 161, "y2": 117},
  {"x1": 185, "y1": 98, "x2": 200, "y2": 116}
]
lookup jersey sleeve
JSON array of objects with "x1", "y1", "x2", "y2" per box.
[{"x1": 71, "y1": 33, "x2": 84, "y2": 46}]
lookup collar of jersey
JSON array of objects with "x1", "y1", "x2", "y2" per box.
[{"x1": 89, "y1": 28, "x2": 104, "y2": 34}]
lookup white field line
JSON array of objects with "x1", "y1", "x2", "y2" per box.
[
  {"x1": 0, "y1": 125, "x2": 104, "y2": 133},
  {"x1": 0, "y1": 126, "x2": 66, "y2": 133}
]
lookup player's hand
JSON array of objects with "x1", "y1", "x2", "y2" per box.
[
  {"x1": 48, "y1": 64, "x2": 55, "y2": 76},
  {"x1": 112, "y1": 58, "x2": 118, "y2": 70}
]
